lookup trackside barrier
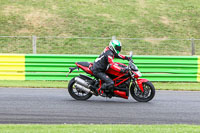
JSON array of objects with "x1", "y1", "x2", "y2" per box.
[
  {"x1": 0, "y1": 54, "x2": 25, "y2": 80},
  {"x1": 0, "y1": 54, "x2": 200, "y2": 82},
  {"x1": 25, "y1": 54, "x2": 96, "y2": 80}
]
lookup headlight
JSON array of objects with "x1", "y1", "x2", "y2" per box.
[{"x1": 135, "y1": 71, "x2": 142, "y2": 77}]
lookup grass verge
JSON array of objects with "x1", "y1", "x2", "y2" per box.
[
  {"x1": 0, "y1": 124, "x2": 200, "y2": 133},
  {"x1": 154, "y1": 82, "x2": 200, "y2": 91},
  {"x1": 0, "y1": 80, "x2": 68, "y2": 88},
  {"x1": 0, "y1": 80, "x2": 200, "y2": 91}
]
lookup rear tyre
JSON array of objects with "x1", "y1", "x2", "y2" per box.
[
  {"x1": 130, "y1": 81, "x2": 155, "y2": 102},
  {"x1": 68, "y1": 77, "x2": 92, "y2": 100}
]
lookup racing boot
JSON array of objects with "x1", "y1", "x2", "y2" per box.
[
  {"x1": 107, "y1": 85, "x2": 114, "y2": 98},
  {"x1": 100, "y1": 83, "x2": 114, "y2": 98},
  {"x1": 100, "y1": 83, "x2": 107, "y2": 97}
]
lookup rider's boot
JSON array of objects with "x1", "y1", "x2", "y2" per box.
[
  {"x1": 107, "y1": 85, "x2": 114, "y2": 98},
  {"x1": 100, "y1": 83, "x2": 114, "y2": 98},
  {"x1": 100, "y1": 83, "x2": 107, "y2": 97}
]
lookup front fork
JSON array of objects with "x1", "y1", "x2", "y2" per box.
[{"x1": 131, "y1": 78, "x2": 149, "y2": 93}]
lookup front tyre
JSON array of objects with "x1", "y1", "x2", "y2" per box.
[
  {"x1": 130, "y1": 81, "x2": 155, "y2": 102},
  {"x1": 68, "y1": 77, "x2": 92, "y2": 100}
]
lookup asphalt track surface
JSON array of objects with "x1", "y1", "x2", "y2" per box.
[{"x1": 0, "y1": 87, "x2": 200, "y2": 124}]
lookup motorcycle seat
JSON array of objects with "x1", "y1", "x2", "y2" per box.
[{"x1": 76, "y1": 62, "x2": 93, "y2": 67}]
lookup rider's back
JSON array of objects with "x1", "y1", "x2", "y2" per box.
[{"x1": 91, "y1": 47, "x2": 113, "y2": 72}]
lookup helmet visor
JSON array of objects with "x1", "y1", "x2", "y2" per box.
[{"x1": 115, "y1": 45, "x2": 121, "y2": 53}]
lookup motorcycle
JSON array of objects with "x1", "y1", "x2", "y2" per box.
[{"x1": 67, "y1": 52, "x2": 155, "y2": 102}]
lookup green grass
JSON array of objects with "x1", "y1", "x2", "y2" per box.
[
  {"x1": 1, "y1": 0, "x2": 200, "y2": 55},
  {"x1": 0, "y1": 124, "x2": 200, "y2": 133},
  {"x1": 0, "y1": 80, "x2": 68, "y2": 88},
  {"x1": 154, "y1": 82, "x2": 200, "y2": 91},
  {"x1": 1, "y1": 80, "x2": 200, "y2": 91}
]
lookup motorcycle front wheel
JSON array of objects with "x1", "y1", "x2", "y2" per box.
[
  {"x1": 68, "y1": 77, "x2": 92, "y2": 100},
  {"x1": 130, "y1": 81, "x2": 155, "y2": 102}
]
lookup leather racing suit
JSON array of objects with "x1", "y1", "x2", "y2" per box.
[{"x1": 90, "y1": 46, "x2": 129, "y2": 91}]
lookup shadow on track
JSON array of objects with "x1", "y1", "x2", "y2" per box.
[{"x1": 65, "y1": 99, "x2": 154, "y2": 105}]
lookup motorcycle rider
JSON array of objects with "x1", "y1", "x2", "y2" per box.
[{"x1": 91, "y1": 39, "x2": 130, "y2": 96}]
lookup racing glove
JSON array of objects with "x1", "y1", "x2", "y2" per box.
[{"x1": 125, "y1": 56, "x2": 131, "y2": 61}]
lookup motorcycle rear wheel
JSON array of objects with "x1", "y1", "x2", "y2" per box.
[
  {"x1": 130, "y1": 81, "x2": 155, "y2": 102},
  {"x1": 68, "y1": 77, "x2": 92, "y2": 100}
]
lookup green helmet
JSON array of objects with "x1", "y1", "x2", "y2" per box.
[{"x1": 109, "y1": 40, "x2": 122, "y2": 54}]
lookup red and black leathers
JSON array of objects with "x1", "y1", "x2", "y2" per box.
[
  {"x1": 91, "y1": 47, "x2": 128, "y2": 72},
  {"x1": 91, "y1": 47, "x2": 129, "y2": 91}
]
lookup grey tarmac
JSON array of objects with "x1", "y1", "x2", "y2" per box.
[{"x1": 0, "y1": 87, "x2": 200, "y2": 124}]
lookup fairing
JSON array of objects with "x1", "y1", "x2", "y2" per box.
[
  {"x1": 106, "y1": 62, "x2": 127, "y2": 76},
  {"x1": 114, "y1": 90, "x2": 128, "y2": 99}
]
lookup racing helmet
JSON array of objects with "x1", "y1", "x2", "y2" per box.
[{"x1": 109, "y1": 40, "x2": 122, "y2": 54}]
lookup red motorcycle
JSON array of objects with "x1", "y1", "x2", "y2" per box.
[{"x1": 67, "y1": 52, "x2": 155, "y2": 102}]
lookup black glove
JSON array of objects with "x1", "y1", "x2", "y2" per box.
[
  {"x1": 120, "y1": 67, "x2": 128, "y2": 73},
  {"x1": 125, "y1": 56, "x2": 131, "y2": 61}
]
